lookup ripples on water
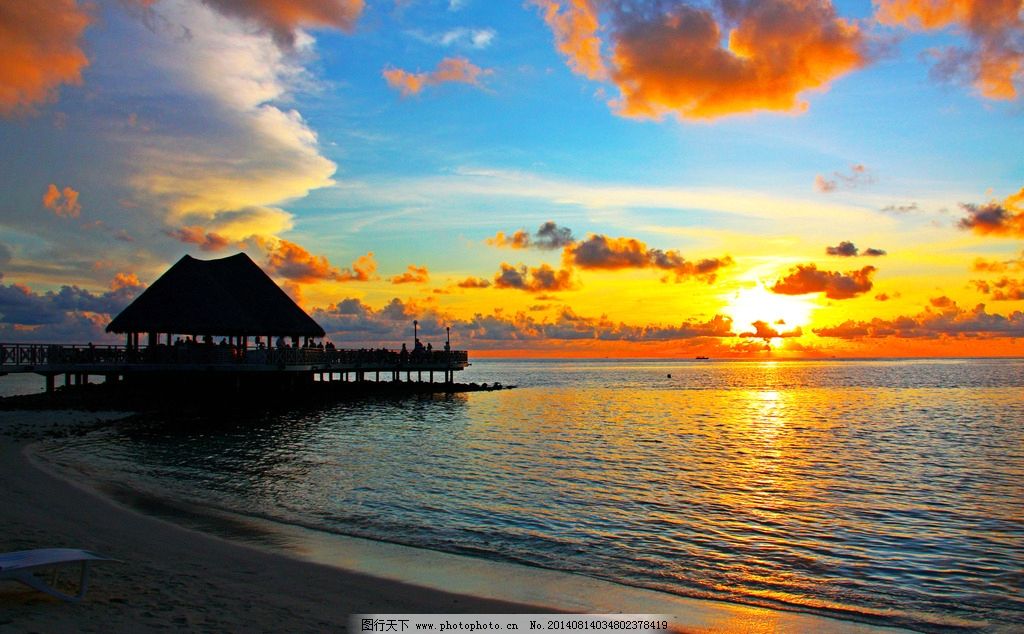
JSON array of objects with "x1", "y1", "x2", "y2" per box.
[{"x1": 42, "y1": 359, "x2": 1024, "y2": 632}]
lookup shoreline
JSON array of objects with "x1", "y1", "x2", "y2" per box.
[{"x1": 1, "y1": 410, "x2": 912, "y2": 633}]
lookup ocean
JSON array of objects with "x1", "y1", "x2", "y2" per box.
[{"x1": 32, "y1": 358, "x2": 1024, "y2": 632}]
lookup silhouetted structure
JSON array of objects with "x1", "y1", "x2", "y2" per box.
[
  {"x1": 0, "y1": 253, "x2": 470, "y2": 397},
  {"x1": 108, "y1": 253, "x2": 323, "y2": 348}
]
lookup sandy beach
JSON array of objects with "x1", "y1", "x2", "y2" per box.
[{"x1": 0, "y1": 410, "x2": 910, "y2": 633}]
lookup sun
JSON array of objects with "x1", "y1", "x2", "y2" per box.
[{"x1": 725, "y1": 283, "x2": 817, "y2": 338}]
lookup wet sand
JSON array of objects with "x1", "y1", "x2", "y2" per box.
[{"x1": 0, "y1": 411, "x2": 909, "y2": 633}]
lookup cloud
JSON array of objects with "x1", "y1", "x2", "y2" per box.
[
  {"x1": 383, "y1": 56, "x2": 491, "y2": 96},
  {"x1": 826, "y1": 240, "x2": 887, "y2": 257},
  {"x1": 815, "y1": 164, "x2": 873, "y2": 193},
  {"x1": 0, "y1": 0, "x2": 93, "y2": 117},
  {"x1": 487, "y1": 230, "x2": 531, "y2": 249},
  {"x1": 973, "y1": 251, "x2": 1024, "y2": 273},
  {"x1": 881, "y1": 202, "x2": 920, "y2": 214},
  {"x1": 390, "y1": 264, "x2": 430, "y2": 284},
  {"x1": 487, "y1": 221, "x2": 576, "y2": 250},
  {"x1": 493, "y1": 263, "x2": 576, "y2": 293},
  {"x1": 456, "y1": 276, "x2": 491, "y2": 288},
  {"x1": 739, "y1": 319, "x2": 803, "y2": 342},
  {"x1": 0, "y1": 273, "x2": 145, "y2": 341},
  {"x1": 312, "y1": 296, "x2": 736, "y2": 348},
  {"x1": 531, "y1": 0, "x2": 872, "y2": 119},
  {"x1": 566, "y1": 234, "x2": 732, "y2": 282},
  {"x1": 166, "y1": 226, "x2": 232, "y2": 252},
  {"x1": 263, "y1": 239, "x2": 376, "y2": 283},
  {"x1": 530, "y1": 0, "x2": 608, "y2": 80},
  {"x1": 814, "y1": 299, "x2": 1024, "y2": 339},
  {"x1": 972, "y1": 277, "x2": 1024, "y2": 301},
  {"x1": 874, "y1": 0, "x2": 1023, "y2": 100},
  {"x1": 770, "y1": 263, "x2": 876, "y2": 299},
  {"x1": 42, "y1": 184, "x2": 81, "y2": 218},
  {"x1": 414, "y1": 27, "x2": 495, "y2": 49},
  {"x1": 115, "y1": 1, "x2": 339, "y2": 245},
  {"x1": 197, "y1": 0, "x2": 364, "y2": 49},
  {"x1": 957, "y1": 187, "x2": 1024, "y2": 236}
]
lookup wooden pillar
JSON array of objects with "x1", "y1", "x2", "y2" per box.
[
  {"x1": 417, "y1": 370, "x2": 422, "y2": 382},
  {"x1": 376, "y1": 370, "x2": 380, "y2": 382},
  {"x1": 430, "y1": 371, "x2": 434, "y2": 383},
  {"x1": 64, "y1": 373, "x2": 71, "y2": 387},
  {"x1": 45, "y1": 375, "x2": 55, "y2": 394}
]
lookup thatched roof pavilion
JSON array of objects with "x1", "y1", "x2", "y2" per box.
[{"x1": 107, "y1": 253, "x2": 324, "y2": 348}]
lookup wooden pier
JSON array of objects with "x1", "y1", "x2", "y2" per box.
[{"x1": 0, "y1": 342, "x2": 470, "y2": 394}]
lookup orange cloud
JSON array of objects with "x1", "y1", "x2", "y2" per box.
[
  {"x1": 110, "y1": 272, "x2": 143, "y2": 292},
  {"x1": 264, "y1": 239, "x2": 376, "y2": 283},
  {"x1": 529, "y1": 0, "x2": 608, "y2": 80},
  {"x1": 488, "y1": 221, "x2": 576, "y2": 250},
  {"x1": 383, "y1": 57, "x2": 491, "y2": 96},
  {"x1": 197, "y1": 0, "x2": 364, "y2": 49},
  {"x1": 771, "y1": 263, "x2": 876, "y2": 299},
  {"x1": 875, "y1": 0, "x2": 1023, "y2": 100},
  {"x1": 487, "y1": 230, "x2": 531, "y2": 249},
  {"x1": 41, "y1": 183, "x2": 81, "y2": 218},
  {"x1": 958, "y1": 187, "x2": 1024, "y2": 237},
  {"x1": 566, "y1": 234, "x2": 732, "y2": 282},
  {"x1": 0, "y1": 0, "x2": 93, "y2": 117},
  {"x1": 457, "y1": 276, "x2": 491, "y2": 289},
  {"x1": 972, "y1": 277, "x2": 1024, "y2": 301},
  {"x1": 814, "y1": 300, "x2": 1024, "y2": 339},
  {"x1": 167, "y1": 226, "x2": 232, "y2": 252},
  {"x1": 390, "y1": 264, "x2": 430, "y2": 284},
  {"x1": 608, "y1": 0, "x2": 870, "y2": 119},
  {"x1": 493, "y1": 262, "x2": 576, "y2": 293}
]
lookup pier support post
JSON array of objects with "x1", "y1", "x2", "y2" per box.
[
  {"x1": 430, "y1": 371, "x2": 433, "y2": 383},
  {"x1": 45, "y1": 374, "x2": 54, "y2": 394}
]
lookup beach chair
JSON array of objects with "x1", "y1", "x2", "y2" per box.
[{"x1": 0, "y1": 548, "x2": 119, "y2": 602}]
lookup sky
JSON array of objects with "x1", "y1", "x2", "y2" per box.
[{"x1": 0, "y1": 0, "x2": 1022, "y2": 357}]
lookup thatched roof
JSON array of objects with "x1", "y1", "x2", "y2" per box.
[{"x1": 107, "y1": 253, "x2": 325, "y2": 337}]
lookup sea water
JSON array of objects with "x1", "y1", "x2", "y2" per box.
[{"x1": 36, "y1": 359, "x2": 1024, "y2": 632}]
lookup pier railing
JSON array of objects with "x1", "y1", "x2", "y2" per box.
[{"x1": 0, "y1": 343, "x2": 468, "y2": 371}]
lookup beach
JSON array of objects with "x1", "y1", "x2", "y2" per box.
[{"x1": 0, "y1": 408, "x2": 915, "y2": 634}]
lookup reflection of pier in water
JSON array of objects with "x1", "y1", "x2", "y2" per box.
[{"x1": 0, "y1": 342, "x2": 470, "y2": 394}]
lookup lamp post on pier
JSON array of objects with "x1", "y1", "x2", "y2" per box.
[{"x1": 414, "y1": 319, "x2": 419, "y2": 343}]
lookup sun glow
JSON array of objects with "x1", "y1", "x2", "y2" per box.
[{"x1": 725, "y1": 283, "x2": 816, "y2": 336}]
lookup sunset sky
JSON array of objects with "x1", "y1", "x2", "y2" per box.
[{"x1": 1, "y1": 0, "x2": 1022, "y2": 357}]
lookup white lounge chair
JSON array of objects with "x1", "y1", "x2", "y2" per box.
[{"x1": 0, "y1": 548, "x2": 119, "y2": 602}]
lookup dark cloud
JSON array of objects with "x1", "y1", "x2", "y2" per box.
[
  {"x1": 814, "y1": 300, "x2": 1024, "y2": 339},
  {"x1": 487, "y1": 221, "x2": 576, "y2": 250},
  {"x1": 739, "y1": 319, "x2": 803, "y2": 343},
  {"x1": 566, "y1": 234, "x2": 732, "y2": 282},
  {"x1": 771, "y1": 264, "x2": 876, "y2": 299},
  {"x1": 456, "y1": 277, "x2": 491, "y2": 289},
  {"x1": 312, "y1": 296, "x2": 735, "y2": 348},
  {"x1": 0, "y1": 274, "x2": 146, "y2": 341},
  {"x1": 826, "y1": 241, "x2": 887, "y2": 257},
  {"x1": 493, "y1": 263, "x2": 576, "y2": 293},
  {"x1": 957, "y1": 190, "x2": 1024, "y2": 236}
]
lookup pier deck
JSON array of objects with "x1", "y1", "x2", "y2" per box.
[{"x1": 0, "y1": 343, "x2": 470, "y2": 393}]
